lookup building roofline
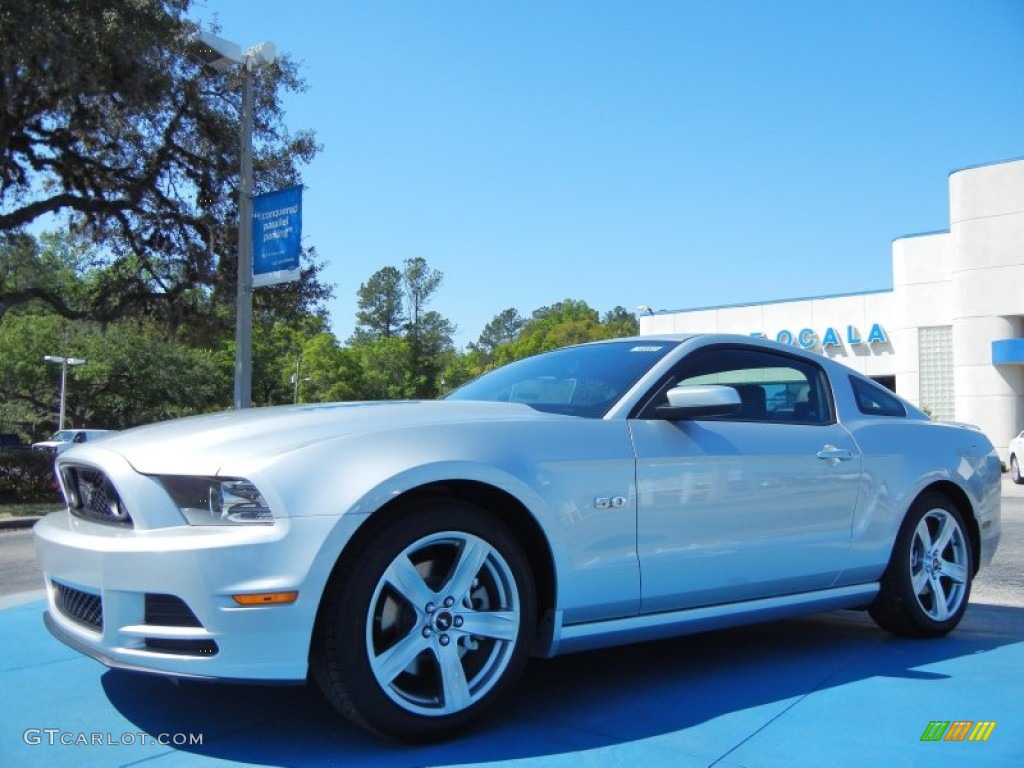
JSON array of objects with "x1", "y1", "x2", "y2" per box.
[
  {"x1": 949, "y1": 155, "x2": 1024, "y2": 177},
  {"x1": 891, "y1": 157, "x2": 1024, "y2": 241},
  {"x1": 891, "y1": 228, "x2": 950, "y2": 242},
  {"x1": 651, "y1": 287, "x2": 893, "y2": 316}
]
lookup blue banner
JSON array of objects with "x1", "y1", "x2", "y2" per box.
[{"x1": 252, "y1": 186, "x2": 302, "y2": 287}]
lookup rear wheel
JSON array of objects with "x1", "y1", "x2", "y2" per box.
[
  {"x1": 313, "y1": 500, "x2": 535, "y2": 741},
  {"x1": 1011, "y1": 454, "x2": 1023, "y2": 484},
  {"x1": 869, "y1": 493, "x2": 973, "y2": 637}
]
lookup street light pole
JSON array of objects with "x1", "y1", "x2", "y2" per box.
[
  {"x1": 291, "y1": 357, "x2": 310, "y2": 404},
  {"x1": 190, "y1": 31, "x2": 275, "y2": 410},
  {"x1": 43, "y1": 356, "x2": 86, "y2": 431},
  {"x1": 235, "y1": 66, "x2": 254, "y2": 410}
]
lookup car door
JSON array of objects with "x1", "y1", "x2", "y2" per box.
[{"x1": 630, "y1": 344, "x2": 862, "y2": 613}]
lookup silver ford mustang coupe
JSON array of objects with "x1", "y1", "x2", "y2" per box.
[{"x1": 34, "y1": 334, "x2": 1001, "y2": 740}]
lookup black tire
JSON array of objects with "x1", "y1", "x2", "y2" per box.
[
  {"x1": 312, "y1": 499, "x2": 536, "y2": 741},
  {"x1": 868, "y1": 492, "x2": 973, "y2": 637},
  {"x1": 1011, "y1": 454, "x2": 1023, "y2": 485}
]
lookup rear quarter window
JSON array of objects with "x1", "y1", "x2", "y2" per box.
[{"x1": 849, "y1": 376, "x2": 906, "y2": 417}]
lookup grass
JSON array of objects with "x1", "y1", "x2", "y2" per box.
[{"x1": 0, "y1": 501, "x2": 63, "y2": 519}]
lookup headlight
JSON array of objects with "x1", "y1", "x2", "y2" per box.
[{"x1": 159, "y1": 476, "x2": 275, "y2": 526}]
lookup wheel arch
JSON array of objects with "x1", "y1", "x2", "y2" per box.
[{"x1": 311, "y1": 479, "x2": 557, "y2": 652}]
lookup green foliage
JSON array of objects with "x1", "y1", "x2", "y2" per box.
[
  {"x1": 0, "y1": 230, "x2": 95, "y2": 323},
  {"x1": 352, "y1": 266, "x2": 404, "y2": 341},
  {"x1": 472, "y1": 308, "x2": 524, "y2": 362},
  {"x1": 0, "y1": 0, "x2": 327, "y2": 335},
  {"x1": 349, "y1": 258, "x2": 456, "y2": 399},
  {"x1": 74, "y1": 324, "x2": 231, "y2": 426},
  {"x1": 295, "y1": 334, "x2": 364, "y2": 403},
  {"x1": 439, "y1": 348, "x2": 484, "y2": 394},
  {"x1": 352, "y1": 336, "x2": 417, "y2": 400},
  {"x1": 491, "y1": 299, "x2": 636, "y2": 366},
  {"x1": 403, "y1": 257, "x2": 443, "y2": 330},
  {"x1": 0, "y1": 312, "x2": 232, "y2": 435},
  {"x1": 0, "y1": 450, "x2": 61, "y2": 504},
  {"x1": 1, "y1": 230, "x2": 641, "y2": 446},
  {"x1": 602, "y1": 306, "x2": 641, "y2": 337}
]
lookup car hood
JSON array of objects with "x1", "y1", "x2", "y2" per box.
[{"x1": 62, "y1": 400, "x2": 561, "y2": 476}]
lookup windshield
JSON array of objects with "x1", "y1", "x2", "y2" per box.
[
  {"x1": 49, "y1": 431, "x2": 77, "y2": 442},
  {"x1": 446, "y1": 340, "x2": 677, "y2": 417}
]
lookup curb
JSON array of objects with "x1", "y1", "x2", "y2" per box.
[{"x1": 0, "y1": 516, "x2": 41, "y2": 531}]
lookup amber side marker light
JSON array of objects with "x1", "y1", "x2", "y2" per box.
[{"x1": 232, "y1": 591, "x2": 298, "y2": 606}]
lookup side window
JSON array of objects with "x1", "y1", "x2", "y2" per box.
[
  {"x1": 642, "y1": 346, "x2": 834, "y2": 424},
  {"x1": 850, "y1": 376, "x2": 906, "y2": 417}
]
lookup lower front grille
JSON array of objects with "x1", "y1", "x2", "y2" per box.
[
  {"x1": 53, "y1": 581, "x2": 103, "y2": 631},
  {"x1": 143, "y1": 593, "x2": 216, "y2": 656},
  {"x1": 145, "y1": 594, "x2": 203, "y2": 627},
  {"x1": 144, "y1": 638, "x2": 219, "y2": 656}
]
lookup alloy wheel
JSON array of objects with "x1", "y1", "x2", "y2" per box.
[
  {"x1": 366, "y1": 531, "x2": 521, "y2": 716},
  {"x1": 907, "y1": 508, "x2": 969, "y2": 621}
]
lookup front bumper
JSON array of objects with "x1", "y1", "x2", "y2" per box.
[{"x1": 33, "y1": 510, "x2": 358, "y2": 681}]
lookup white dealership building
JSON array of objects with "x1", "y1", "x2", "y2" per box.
[{"x1": 639, "y1": 157, "x2": 1024, "y2": 460}]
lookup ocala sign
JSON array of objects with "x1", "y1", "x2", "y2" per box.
[{"x1": 750, "y1": 324, "x2": 888, "y2": 350}]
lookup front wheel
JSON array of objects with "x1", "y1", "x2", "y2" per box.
[
  {"x1": 1011, "y1": 454, "x2": 1023, "y2": 484},
  {"x1": 313, "y1": 500, "x2": 536, "y2": 741},
  {"x1": 869, "y1": 493, "x2": 973, "y2": 637}
]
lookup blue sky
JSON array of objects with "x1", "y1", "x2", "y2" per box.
[{"x1": 191, "y1": 0, "x2": 1024, "y2": 346}]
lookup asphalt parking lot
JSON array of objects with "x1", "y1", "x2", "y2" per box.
[{"x1": 1, "y1": 483, "x2": 1021, "y2": 767}]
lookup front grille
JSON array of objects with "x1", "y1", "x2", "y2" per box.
[
  {"x1": 60, "y1": 466, "x2": 132, "y2": 526},
  {"x1": 145, "y1": 594, "x2": 202, "y2": 627},
  {"x1": 53, "y1": 581, "x2": 103, "y2": 631}
]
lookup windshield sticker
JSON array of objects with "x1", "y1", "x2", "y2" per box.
[{"x1": 630, "y1": 345, "x2": 664, "y2": 352}]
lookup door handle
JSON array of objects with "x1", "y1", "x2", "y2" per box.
[{"x1": 817, "y1": 446, "x2": 853, "y2": 461}]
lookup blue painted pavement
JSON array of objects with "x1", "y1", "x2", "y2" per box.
[{"x1": 1, "y1": 591, "x2": 1021, "y2": 767}]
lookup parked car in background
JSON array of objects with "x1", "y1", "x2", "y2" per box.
[
  {"x1": 32, "y1": 429, "x2": 113, "y2": 455},
  {"x1": 34, "y1": 335, "x2": 1001, "y2": 740},
  {"x1": 1008, "y1": 429, "x2": 1024, "y2": 483}
]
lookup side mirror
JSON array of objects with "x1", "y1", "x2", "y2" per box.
[{"x1": 655, "y1": 384, "x2": 741, "y2": 420}]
